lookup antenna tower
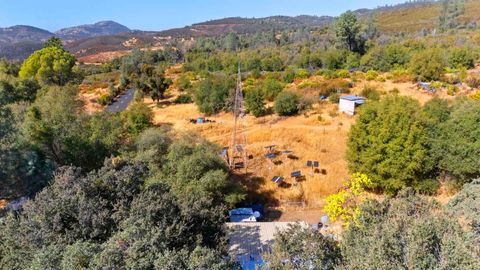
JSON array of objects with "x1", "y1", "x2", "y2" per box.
[{"x1": 229, "y1": 64, "x2": 248, "y2": 173}]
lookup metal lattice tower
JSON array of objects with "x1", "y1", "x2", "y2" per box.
[{"x1": 229, "y1": 64, "x2": 248, "y2": 173}]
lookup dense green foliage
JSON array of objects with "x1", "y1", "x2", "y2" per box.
[
  {"x1": 360, "y1": 44, "x2": 410, "y2": 72},
  {"x1": 331, "y1": 10, "x2": 365, "y2": 53},
  {"x1": 245, "y1": 88, "x2": 266, "y2": 117},
  {"x1": 2, "y1": 6, "x2": 480, "y2": 268},
  {"x1": 194, "y1": 74, "x2": 234, "y2": 115},
  {"x1": 19, "y1": 46, "x2": 77, "y2": 85},
  {"x1": 435, "y1": 99, "x2": 480, "y2": 184},
  {"x1": 22, "y1": 86, "x2": 135, "y2": 171},
  {"x1": 43, "y1": 37, "x2": 64, "y2": 49},
  {"x1": 274, "y1": 91, "x2": 301, "y2": 116},
  {"x1": 348, "y1": 96, "x2": 480, "y2": 193},
  {"x1": 340, "y1": 189, "x2": 479, "y2": 270},
  {"x1": 0, "y1": 158, "x2": 237, "y2": 269},
  {"x1": 409, "y1": 48, "x2": 447, "y2": 81},
  {"x1": 447, "y1": 178, "x2": 480, "y2": 231},
  {"x1": 267, "y1": 190, "x2": 480, "y2": 269},
  {"x1": 347, "y1": 96, "x2": 431, "y2": 194},
  {"x1": 119, "y1": 49, "x2": 178, "y2": 102},
  {"x1": 265, "y1": 224, "x2": 341, "y2": 269},
  {"x1": 260, "y1": 77, "x2": 284, "y2": 101}
]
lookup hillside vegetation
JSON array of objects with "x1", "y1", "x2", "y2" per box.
[{"x1": 1, "y1": 1, "x2": 480, "y2": 268}]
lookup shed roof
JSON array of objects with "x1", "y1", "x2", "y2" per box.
[{"x1": 340, "y1": 95, "x2": 366, "y2": 102}]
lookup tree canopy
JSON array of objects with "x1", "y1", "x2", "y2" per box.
[
  {"x1": 347, "y1": 96, "x2": 432, "y2": 194},
  {"x1": 0, "y1": 126, "x2": 243, "y2": 269},
  {"x1": 332, "y1": 11, "x2": 365, "y2": 53},
  {"x1": 19, "y1": 46, "x2": 76, "y2": 85},
  {"x1": 435, "y1": 99, "x2": 480, "y2": 184}
]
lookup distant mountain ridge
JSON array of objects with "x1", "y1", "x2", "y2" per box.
[
  {"x1": 1, "y1": 1, "x2": 472, "y2": 61},
  {"x1": 55, "y1": 21, "x2": 130, "y2": 40},
  {"x1": 0, "y1": 21, "x2": 130, "y2": 60},
  {"x1": 0, "y1": 25, "x2": 54, "y2": 60},
  {"x1": 158, "y1": 15, "x2": 333, "y2": 37},
  {"x1": 0, "y1": 25, "x2": 53, "y2": 44}
]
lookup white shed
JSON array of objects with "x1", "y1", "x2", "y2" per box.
[{"x1": 339, "y1": 95, "x2": 366, "y2": 115}]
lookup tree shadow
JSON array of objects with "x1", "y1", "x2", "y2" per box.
[
  {"x1": 227, "y1": 223, "x2": 274, "y2": 256},
  {"x1": 294, "y1": 176, "x2": 306, "y2": 183},
  {"x1": 287, "y1": 154, "x2": 299, "y2": 160},
  {"x1": 273, "y1": 160, "x2": 283, "y2": 166},
  {"x1": 231, "y1": 174, "x2": 279, "y2": 206},
  {"x1": 263, "y1": 209, "x2": 283, "y2": 221}
]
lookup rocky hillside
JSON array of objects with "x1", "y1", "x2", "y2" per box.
[
  {"x1": 55, "y1": 21, "x2": 130, "y2": 41},
  {"x1": 3, "y1": 0, "x2": 480, "y2": 61},
  {"x1": 0, "y1": 25, "x2": 53, "y2": 60}
]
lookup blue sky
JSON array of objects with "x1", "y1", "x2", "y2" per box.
[{"x1": 1, "y1": 0, "x2": 407, "y2": 32}]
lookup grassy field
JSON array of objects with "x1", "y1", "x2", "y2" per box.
[
  {"x1": 141, "y1": 66, "x2": 459, "y2": 209},
  {"x1": 78, "y1": 64, "x2": 466, "y2": 216},
  {"x1": 375, "y1": 0, "x2": 480, "y2": 33}
]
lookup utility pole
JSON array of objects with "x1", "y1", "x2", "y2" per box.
[{"x1": 229, "y1": 63, "x2": 248, "y2": 174}]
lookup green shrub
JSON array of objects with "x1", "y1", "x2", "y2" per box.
[
  {"x1": 435, "y1": 100, "x2": 480, "y2": 184},
  {"x1": 323, "y1": 49, "x2": 347, "y2": 70},
  {"x1": 245, "y1": 88, "x2": 266, "y2": 117},
  {"x1": 176, "y1": 75, "x2": 192, "y2": 91},
  {"x1": 365, "y1": 70, "x2": 379, "y2": 81},
  {"x1": 175, "y1": 94, "x2": 193, "y2": 104},
  {"x1": 336, "y1": 69, "x2": 350, "y2": 79},
  {"x1": 295, "y1": 69, "x2": 310, "y2": 79},
  {"x1": 274, "y1": 91, "x2": 301, "y2": 116},
  {"x1": 351, "y1": 71, "x2": 365, "y2": 81},
  {"x1": 390, "y1": 87, "x2": 400, "y2": 95},
  {"x1": 360, "y1": 44, "x2": 410, "y2": 72},
  {"x1": 194, "y1": 75, "x2": 234, "y2": 115},
  {"x1": 329, "y1": 93, "x2": 340, "y2": 103},
  {"x1": 430, "y1": 81, "x2": 444, "y2": 90},
  {"x1": 391, "y1": 68, "x2": 411, "y2": 83},
  {"x1": 361, "y1": 85, "x2": 381, "y2": 100},
  {"x1": 323, "y1": 69, "x2": 338, "y2": 80},
  {"x1": 345, "y1": 53, "x2": 361, "y2": 69},
  {"x1": 410, "y1": 49, "x2": 447, "y2": 81},
  {"x1": 261, "y1": 78, "x2": 284, "y2": 101},
  {"x1": 261, "y1": 56, "x2": 285, "y2": 72},
  {"x1": 298, "y1": 79, "x2": 320, "y2": 89},
  {"x1": 283, "y1": 70, "x2": 296, "y2": 83},
  {"x1": 446, "y1": 85, "x2": 459, "y2": 96},
  {"x1": 251, "y1": 68, "x2": 262, "y2": 79},
  {"x1": 108, "y1": 83, "x2": 119, "y2": 97},
  {"x1": 449, "y1": 48, "x2": 475, "y2": 69},
  {"x1": 319, "y1": 79, "x2": 352, "y2": 97},
  {"x1": 121, "y1": 102, "x2": 153, "y2": 135},
  {"x1": 347, "y1": 96, "x2": 432, "y2": 194},
  {"x1": 97, "y1": 94, "x2": 113, "y2": 106}
]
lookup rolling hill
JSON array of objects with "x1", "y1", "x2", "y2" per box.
[
  {"x1": 3, "y1": 0, "x2": 480, "y2": 61},
  {"x1": 55, "y1": 21, "x2": 130, "y2": 41},
  {"x1": 0, "y1": 25, "x2": 53, "y2": 60}
]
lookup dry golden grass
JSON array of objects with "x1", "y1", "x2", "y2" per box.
[
  {"x1": 148, "y1": 87, "x2": 353, "y2": 207},
  {"x1": 375, "y1": 3, "x2": 442, "y2": 33},
  {"x1": 145, "y1": 67, "x2": 468, "y2": 208},
  {"x1": 78, "y1": 50, "x2": 131, "y2": 64},
  {"x1": 460, "y1": 0, "x2": 480, "y2": 25},
  {"x1": 374, "y1": 0, "x2": 480, "y2": 34},
  {"x1": 77, "y1": 64, "x2": 467, "y2": 215},
  {"x1": 350, "y1": 77, "x2": 458, "y2": 105}
]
